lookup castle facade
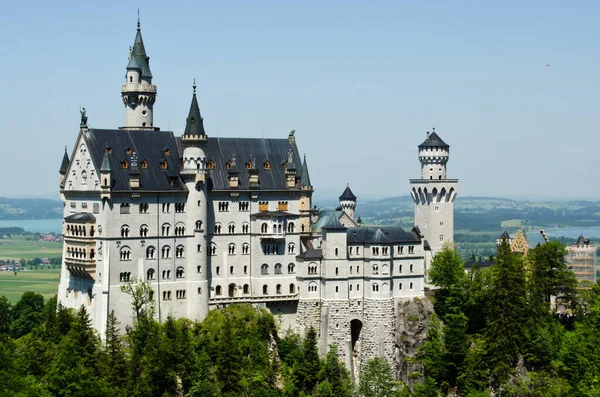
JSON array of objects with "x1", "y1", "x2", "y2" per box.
[{"x1": 57, "y1": 21, "x2": 458, "y2": 374}]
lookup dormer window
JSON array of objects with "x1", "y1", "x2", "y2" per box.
[
  {"x1": 121, "y1": 159, "x2": 129, "y2": 169},
  {"x1": 264, "y1": 161, "x2": 271, "y2": 170},
  {"x1": 160, "y1": 160, "x2": 168, "y2": 169},
  {"x1": 226, "y1": 160, "x2": 232, "y2": 170},
  {"x1": 125, "y1": 148, "x2": 132, "y2": 155},
  {"x1": 163, "y1": 148, "x2": 171, "y2": 156},
  {"x1": 246, "y1": 161, "x2": 252, "y2": 170},
  {"x1": 207, "y1": 160, "x2": 215, "y2": 170},
  {"x1": 106, "y1": 146, "x2": 113, "y2": 154},
  {"x1": 141, "y1": 160, "x2": 148, "y2": 169}
]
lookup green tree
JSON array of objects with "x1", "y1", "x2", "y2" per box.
[
  {"x1": 320, "y1": 345, "x2": 352, "y2": 397},
  {"x1": 359, "y1": 357, "x2": 402, "y2": 397},
  {"x1": 442, "y1": 312, "x2": 468, "y2": 386},
  {"x1": 119, "y1": 278, "x2": 155, "y2": 322},
  {"x1": 10, "y1": 291, "x2": 45, "y2": 338},
  {"x1": 484, "y1": 238, "x2": 527, "y2": 386},
  {"x1": 102, "y1": 310, "x2": 129, "y2": 393},
  {"x1": 428, "y1": 244, "x2": 468, "y2": 318},
  {"x1": 0, "y1": 296, "x2": 12, "y2": 335},
  {"x1": 296, "y1": 326, "x2": 321, "y2": 394},
  {"x1": 187, "y1": 350, "x2": 219, "y2": 397}
]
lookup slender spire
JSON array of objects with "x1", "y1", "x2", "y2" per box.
[
  {"x1": 137, "y1": 8, "x2": 140, "y2": 30},
  {"x1": 127, "y1": 16, "x2": 152, "y2": 78},
  {"x1": 100, "y1": 146, "x2": 112, "y2": 172},
  {"x1": 300, "y1": 154, "x2": 312, "y2": 187},
  {"x1": 183, "y1": 80, "x2": 206, "y2": 137},
  {"x1": 59, "y1": 146, "x2": 70, "y2": 175}
]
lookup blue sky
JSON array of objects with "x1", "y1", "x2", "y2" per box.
[{"x1": 1, "y1": 0, "x2": 598, "y2": 200}]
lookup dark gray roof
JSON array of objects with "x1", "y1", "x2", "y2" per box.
[
  {"x1": 183, "y1": 84, "x2": 206, "y2": 137},
  {"x1": 300, "y1": 154, "x2": 311, "y2": 187},
  {"x1": 297, "y1": 248, "x2": 323, "y2": 260},
  {"x1": 464, "y1": 261, "x2": 495, "y2": 269},
  {"x1": 126, "y1": 23, "x2": 152, "y2": 78},
  {"x1": 339, "y1": 185, "x2": 357, "y2": 201},
  {"x1": 251, "y1": 211, "x2": 298, "y2": 218},
  {"x1": 100, "y1": 147, "x2": 111, "y2": 172},
  {"x1": 347, "y1": 226, "x2": 420, "y2": 244},
  {"x1": 59, "y1": 147, "x2": 69, "y2": 174},
  {"x1": 192, "y1": 137, "x2": 303, "y2": 191},
  {"x1": 85, "y1": 129, "x2": 185, "y2": 192},
  {"x1": 419, "y1": 131, "x2": 449, "y2": 148},
  {"x1": 65, "y1": 213, "x2": 96, "y2": 223},
  {"x1": 500, "y1": 230, "x2": 510, "y2": 240}
]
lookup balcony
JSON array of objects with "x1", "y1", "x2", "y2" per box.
[{"x1": 64, "y1": 257, "x2": 96, "y2": 279}]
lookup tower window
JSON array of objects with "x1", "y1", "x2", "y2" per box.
[
  {"x1": 129, "y1": 76, "x2": 132, "y2": 83},
  {"x1": 141, "y1": 160, "x2": 148, "y2": 169}
]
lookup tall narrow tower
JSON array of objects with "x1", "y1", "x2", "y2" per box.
[
  {"x1": 121, "y1": 18, "x2": 157, "y2": 130},
  {"x1": 339, "y1": 184, "x2": 357, "y2": 221},
  {"x1": 409, "y1": 129, "x2": 458, "y2": 256},
  {"x1": 180, "y1": 81, "x2": 209, "y2": 320}
]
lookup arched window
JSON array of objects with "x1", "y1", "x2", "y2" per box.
[
  {"x1": 81, "y1": 170, "x2": 87, "y2": 185},
  {"x1": 335, "y1": 267, "x2": 339, "y2": 276},
  {"x1": 209, "y1": 243, "x2": 217, "y2": 256},
  {"x1": 161, "y1": 245, "x2": 171, "y2": 259},
  {"x1": 147, "y1": 268, "x2": 155, "y2": 280},
  {"x1": 243, "y1": 284, "x2": 250, "y2": 294},
  {"x1": 195, "y1": 220, "x2": 203, "y2": 231},
  {"x1": 410, "y1": 282, "x2": 413, "y2": 289},
  {"x1": 216, "y1": 266, "x2": 220, "y2": 276},
  {"x1": 228, "y1": 283, "x2": 236, "y2": 298},
  {"x1": 214, "y1": 224, "x2": 222, "y2": 234},
  {"x1": 121, "y1": 225, "x2": 130, "y2": 238},
  {"x1": 287, "y1": 222, "x2": 295, "y2": 233},
  {"x1": 288, "y1": 263, "x2": 295, "y2": 274},
  {"x1": 242, "y1": 243, "x2": 249, "y2": 255},
  {"x1": 119, "y1": 246, "x2": 131, "y2": 261},
  {"x1": 261, "y1": 223, "x2": 268, "y2": 233},
  {"x1": 276, "y1": 284, "x2": 282, "y2": 294},
  {"x1": 289, "y1": 284, "x2": 296, "y2": 294},
  {"x1": 288, "y1": 243, "x2": 295, "y2": 254},
  {"x1": 308, "y1": 263, "x2": 317, "y2": 274},
  {"x1": 372, "y1": 264, "x2": 379, "y2": 275},
  {"x1": 228, "y1": 223, "x2": 236, "y2": 234},
  {"x1": 308, "y1": 282, "x2": 318, "y2": 292},
  {"x1": 215, "y1": 286, "x2": 222, "y2": 296},
  {"x1": 176, "y1": 266, "x2": 185, "y2": 278},
  {"x1": 146, "y1": 246, "x2": 155, "y2": 259},
  {"x1": 274, "y1": 263, "x2": 282, "y2": 274},
  {"x1": 140, "y1": 224, "x2": 148, "y2": 237},
  {"x1": 263, "y1": 285, "x2": 269, "y2": 295},
  {"x1": 439, "y1": 235, "x2": 444, "y2": 242},
  {"x1": 382, "y1": 264, "x2": 389, "y2": 275},
  {"x1": 228, "y1": 244, "x2": 236, "y2": 255},
  {"x1": 261, "y1": 264, "x2": 269, "y2": 275},
  {"x1": 197, "y1": 265, "x2": 202, "y2": 273},
  {"x1": 161, "y1": 223, "x2": 171, "y2": 236},
  {"x1": 242, "y1": 223, "x2": 249, "y2": 233},
  {"x1": 176, "y1": 245, "x2": 185, "y2": 258},
  {"x1": 410, "y1": 264, "x2": 414, "y2": 273}
]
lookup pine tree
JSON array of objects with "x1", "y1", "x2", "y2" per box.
[
  {"x1": 359, "y1": 357, "x2": 402, "y2": 397},
  {"x1": 484, "y1": 238, "x2": 527, "y2": 386},
  {"x1": 295, "y1": 326, "x2": 321, "y2": 394},
  {"x1": 428, "y1": 244, "x2": 468, "y2": 319},
  {"x1": 103, "y1": 310, "x2": 129, "y2": 393},
  {"x1": 322, "y1": 345, "x2": 352, "y2": 397}
]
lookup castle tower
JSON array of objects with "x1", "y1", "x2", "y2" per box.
[
  {"x1": 409, "y1": 129, "x2": 458, "y2": 256},
  {"x1": 180, "y1": 81, "x2": 209, "y2": 320},
  {"x1": 339, "y1": 184, "x2": 357, "y2": 221},
  {"x1": 121, "y1": 18, "x2": 157, "y2": 130},
  {"x1": 299, "y1": 154, "x2": 313, "y2": 235}
]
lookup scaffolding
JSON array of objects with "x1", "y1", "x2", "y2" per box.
[{"x1": 566, "y1": 238, "x2": 597, "y2": 283}]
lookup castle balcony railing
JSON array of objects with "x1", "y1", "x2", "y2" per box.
[
  {"x1": 64, "y1": 258, "x2": 96, "y2": 279},
  {"x1": 209, "y1": 293, "x2": 299, "y2": 305},
  {"x1": 121, "y1": 84, "x2": 157, "y2": 94}
]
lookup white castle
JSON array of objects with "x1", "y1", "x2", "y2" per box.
[{"x1": 57, "y1": 20, "x2": 458, "y2": 373}]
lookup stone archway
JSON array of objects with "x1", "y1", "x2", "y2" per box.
[{"x1": 350, "y1": 319, "x2": 363, "y2": 381}]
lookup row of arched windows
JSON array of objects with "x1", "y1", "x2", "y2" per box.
[
  {"x1": 261, "y1": 263, "x2": 295, "y2": 275},
  {"x1": 65, "y1": 224, "x2": 94, "y2": 237},
  {"x1": 213, "y1": 283, "x2": 296, "y2": 297},
  {"x1": 66, "y1": 247, "x2": 95, "y2": 260},
  {"x1": 144, "y1": 245, "x2": 186, "y2": 259}
]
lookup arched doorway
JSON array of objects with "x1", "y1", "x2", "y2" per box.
[
  {"x1": 350, "y1": 319, "x2": 363, "y2": 381},
  {"x1": 228, "y1": 283, "x2": 236, "y2": 298}
]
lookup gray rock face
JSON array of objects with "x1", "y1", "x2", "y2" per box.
[{"x1": 394, "y1": 297, "x2": 434, "y2": 388}]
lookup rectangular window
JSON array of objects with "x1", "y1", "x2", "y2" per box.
[
  {"x1": 70, "y1": 202, "x2": 76, "y2": 213},
  {"x1": 259, "y1": 201, "x2": 269, "y2": 211},
  {"x1": 162, "y1": 203, "x2": 170, "y2": 213},
  {"x1": 81, "y1": 202, "x2": 88, "y2": 210},
  {"x1": 93, "y1": 203, "x2": 100, "y2": 214},
  {"x1": 175, "y1": 203, "x2": 185, "y2": 213},
  {"x1": 120, "y1": 203, "x2": 130, "y2": 214},
  {"x1": 238, "y1": 201, "x2": 249, "y2": 212}
]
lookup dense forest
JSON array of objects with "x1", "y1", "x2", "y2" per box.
[
  {"x1": 0, "y1": 285, "x2": 404, "y2": 397},
  {"x1": 414, "y1": 240, "x2": 600, "y2": 396}
]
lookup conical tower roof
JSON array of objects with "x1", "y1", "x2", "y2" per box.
[
  {"x1": 419, "y1": 129, "x2": 449, "y2": 148},
  {"x1": 300, "y1": 154, "x2": 311, "y2": 187},
  {"x1": 183, "y1": 80, "x2": 206, "y2": 137},
  {"x1": 339, "y1": 185, "x2": 357, "y2": 201},
  {"x1": 59, "y1": 147, "x2": 70, "y2": 175},
  {"x1": 126, "y1": 19, "x2": 152, "y2": 78},
  {"x1": 100, "y1": 147, "x2": 112, "y2": 172}
]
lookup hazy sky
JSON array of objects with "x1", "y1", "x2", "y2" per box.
[{"x1": 2, "y1": 1, "x2": 598, "y2": 200}]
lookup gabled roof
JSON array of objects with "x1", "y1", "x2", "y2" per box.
[
  {"x1": 59, "y1": 147, "x2": 70, "y2": 174},
  {"x1": 85, "y1": 129, "x2": 184, "y2": 192},
  {"x1": 311, "y1": 210, "x2": 344, "y2": 233},
  {"x1": 339, "y1": 185, "x2": 357, "y2": 201},
  {"x1": 500, "y1": 230, "x2": 510, "y2": 240},
  {"x1": 347, "y1": 226, "x2": 420, "y2": 244},
  {"x1": 183, "y1": 137, "x2": 302, "y2": 190},
  {"x1": 577, "y1": 235, "x2": 586, "y2": 246},
  {"x1": 296, "y1": 248, "x2": 323, "y2": 260},
  {"x1": 65, "y1": 213, "x2": 96, "y2": 223},
  {"x1": 300, "y1": 154, "x2": 311, "y2": 187},
  {"x1": 419, "y1": 131, "x2": 449, "y2": 148},
  {"x1": 322, "y1": 213, "x2": 346, "y2": 230},
  {"x1": 126, "y1": 22, "x2": 152, "y2": 78},
  {"x1": 183, "y1": 82, "x2": 206, "y2": 137}
]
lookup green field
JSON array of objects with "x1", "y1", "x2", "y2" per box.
[
  {"x1": 0, "y1": 235, "x2": 62, "y2": 260},
  {"x1": 0, "y1": 268, "x2": 61, "y2": 304}
]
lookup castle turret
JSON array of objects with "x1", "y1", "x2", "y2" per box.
[
  {"x1": 121, "y1": 18, "x2": 157, "y2": 130},
  {"x1": 339, "y1": 184, "x2": 357, "y2": 221},
  {"x1": 59, "y1": 146, "x2": 69, "y2": 187},
  {"x1": 299, "y1": 154, "x2": 313, "y2": 234},
  {"x1": 410, "y1": 128, "x2": 458, "y2": 256},
  {"x1": 100, "y1": 147, "x2": 112, "y2": 201},
  {"x1": 180, "y1": 81, "x2": 209, "y2": 320}
]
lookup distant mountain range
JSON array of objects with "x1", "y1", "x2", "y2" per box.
[{"x1": 0, "y1": 197, "x2": 62, "y2": 220}]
